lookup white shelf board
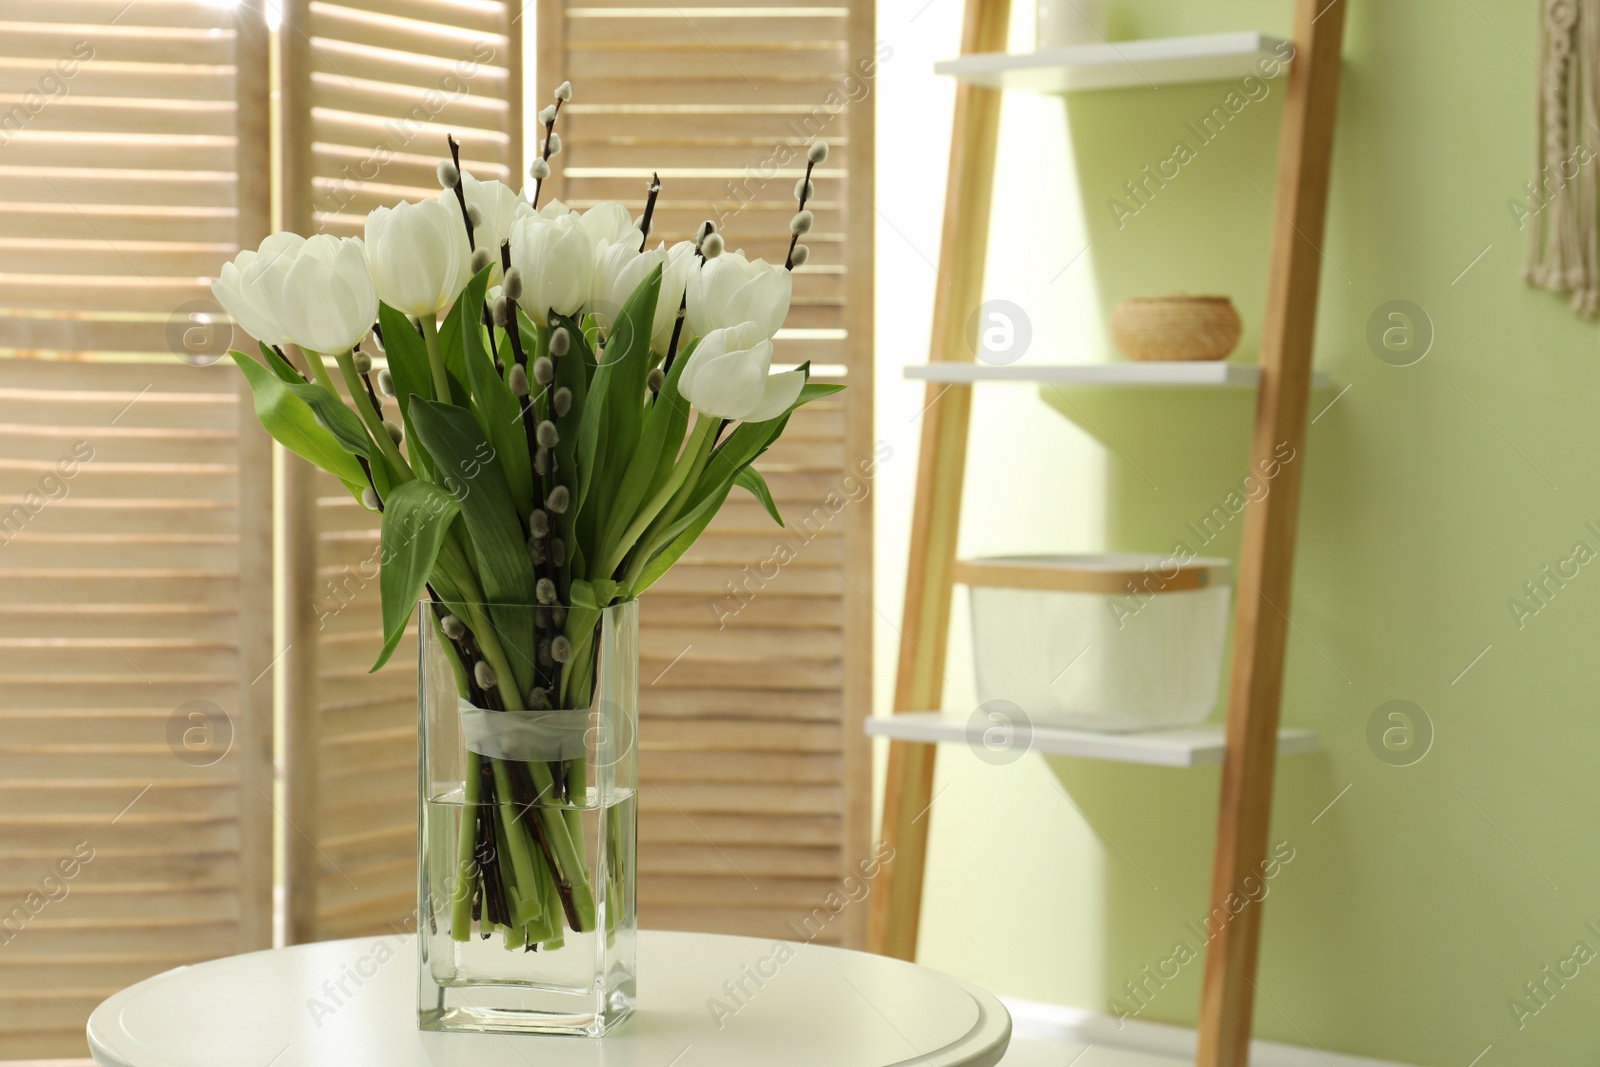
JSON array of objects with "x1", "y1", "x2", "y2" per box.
[
  {"x1": 935, "y1": 32, "x2": 1290, "y2": 94},
  {"x1": 866, "y1": 711, "x2": 1318, "y2": 768},
  {"x1": 905, "y1": 361, "x2": 1332, "y2": 389}
]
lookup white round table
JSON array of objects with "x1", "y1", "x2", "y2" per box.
[{"x1": 86, "y1": 931, "x2": 1011, "y2": 1067}]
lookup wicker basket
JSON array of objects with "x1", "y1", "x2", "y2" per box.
[{"x1": 1110, "y1": 295, "x2": 1243, "y2": 362}]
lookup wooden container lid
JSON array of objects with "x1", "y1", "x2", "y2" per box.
[{"x1": 954, "y1": 553, "x2": 1229, "y2": 596}]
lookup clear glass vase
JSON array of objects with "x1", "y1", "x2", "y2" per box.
[{"x1": 416, "y1": 599, "x2": 637, "y2": 1035}]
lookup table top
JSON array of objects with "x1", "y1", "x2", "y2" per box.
[{"x1": 86, "y1": 930, "x2": 1012, "y2": 1067}]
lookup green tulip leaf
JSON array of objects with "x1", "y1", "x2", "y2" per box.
[
  {"x1": 631, "y1": 481, "x2": 732, "y2": 596},
  {"x1": 576, "y1": 265, "x2": 661, "y2": 555},
  {"x1": 644, "y1": 367, "x2": 842, "y2": 564},
  {"x1": 407, "y1": 396, "x2": 539, "y2": 694},
  {"x1": 461, "y1": 309, "x2": 535, "y2": 517},
  {"x1": 598, "y1": 331, "x2": 692, "y2": 568},
  {"x1": 734, "y1": 465, "x2": 783, "y2": 526},
  {"x1": 230, "y1": 350, "x2": 367, "y2": 486},
  {"x1": 375, "y1": 303, "x2": 436, "y2": 480},
  {"x1": 436, "y1": 269, "x2": 487, "y2": 407},
  {"x1": 372, "y1": 479, "x2": 462, "y2": 672}
]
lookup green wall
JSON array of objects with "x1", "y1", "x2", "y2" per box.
[{"x1": 1037, "y1": 1, "x2": 1600, "y2": 1063}]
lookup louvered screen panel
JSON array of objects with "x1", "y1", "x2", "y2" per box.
[
  {"x1": 278, "y1": 0, "x2": 522, "y2": 941},
  {"x1": 0, "y1": 1, "x2": 272, "y2": 1059},
  {"x1": 541, "y1": 0, "x2": 876, "y2": 945}
]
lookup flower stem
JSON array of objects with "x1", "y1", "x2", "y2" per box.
[
  {"x1": 333, "y1": 349, "x2": 412, "y2": 484},
  {"x1": 420, "y1": 312, "x2": 451, "y2": 402},
  {"x1": 305, "y1": 348, "x2": 338, "y2": 392}
]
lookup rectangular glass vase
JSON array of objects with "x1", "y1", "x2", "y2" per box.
[{"x1": 416, "y1": 599, "x2": 637, "y2": 1035}]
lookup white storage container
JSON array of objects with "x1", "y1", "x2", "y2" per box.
[{"x1": 963, "y1": 554, "x2": 1231, "y2": 732}]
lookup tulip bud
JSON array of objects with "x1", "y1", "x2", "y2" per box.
[
  {"x1": 503, "y1": 268, "x2": 523, "y2": 301},
  {"x1": 473, "y1": 660, "x2": 496, "y2": 689},
  {"x1": 790, "y1": 244, "x2": 811, "y2": 268},
  {"x1": 533, "y1": 356, "x2": 554, "y2": 384},
  {"x1": 536, "y1": 420, "x2": 559, "y2": 448},
  {"x1": 529, "y1": 508, "x2": 550, "y2": 537},
  {"x1": 677, "y1": 321, "x2": 804, "y2": 421},
  {"x1": 365, "y1": 200, "x2": 470, "y2": 318},
  {"x1": 539, "y1": 104, "x2": 557, "y2": 124},
  {"x1": 536, "y1": 577, "x2": 557, "y2": 605},
  {"x1": 529, "y1": 158, "x2": 551, "y2": 181},
  {"x1": 790, "y1": 210, "x2": 813, "y2": 236},
  {"x1": 376, "y1": 368, "x2": 395, "y2": 396},
  {"x1": 534, "y1": 447, "x2": 550, "y2": 475},
  {"x1": 508, "y1": 363, "x2": 530, "y2": 397},
  {"x1": 551, "y1": 537, "x2": 566, "y2": 567},
  {"x1": 647, "y1": 367, "x2": 665, "y2": 391},
  {"x1": 554, "y1": 386, "x2": 572, "y2": 417},
  {"x1": 549, "y1": 327, "x2": 570, "y2": 356},
  {"x1": 437, "y1": 160, "x2": 460, "y2": 189},
  {"x1": 546, "y1": 484, "x2": 570, "y2": 514},
  {"x1": 441, "y1": 614, "x2": 465, "y2": 640},
  {"x1": 353, "y1": 350, "x2": 373, "y2": 374},
  {"x1": 555, "y1": 80, "x2": 573, "y2": 101},
  {"x1": 466, "y1": 204, "x2": 484, "y2": 228},
  {"x1": 471, "y1": 247, "x2": 493, "y2": 275},
  {"x1": 491, "y1": 296, "x2": 508, "y2": 327},
  {"x1": 795, "y1": 178, "x2": 814, "y2": 200},
  {"x1": 685, "y1": 250, "x2": 793, "y2": 339},
  {"x1": 551, "y1": 636, "x2": 572, "y2": 663},
  {"x1": 384, "y1": 420, "x2": 403, "y2": 445},
  {"x1": 808, "y1": 141, "x2": 829, "y2": 165},
  {"x1": 361, "y1": 487, "x2": 380, "y2": 511},
  {"x1": 701, "y1": 232, "x2": 724, "y2": 258}
]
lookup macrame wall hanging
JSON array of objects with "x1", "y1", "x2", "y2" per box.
[{"x1": 1526, "y1": 0, "x2": 1600, "y2": 315}]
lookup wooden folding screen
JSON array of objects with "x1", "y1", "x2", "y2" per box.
[
  {"x1": 538, "y1": 0, "x2": 876, "y2": 945},
  {"x1": 277, "y1": 0, "x2": 524, "y2": 941},
  {"x1": 0, "y1": 0, "x2": 272, "y2": 1057}
]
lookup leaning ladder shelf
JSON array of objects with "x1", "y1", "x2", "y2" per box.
[{"x1": 866, "y1": 5, "x2": 1348, "y2": 1067}]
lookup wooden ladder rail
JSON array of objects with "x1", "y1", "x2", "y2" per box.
[
  {"x1": 870, "y1": 0, "x2": 1350, "y2": 1062},
  {"x1": 1196, "y1": 1, "x2": 1347, "y2": 1064}
]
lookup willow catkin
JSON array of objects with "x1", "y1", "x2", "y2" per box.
[{"x1": 1526, "y1": 0, "x2": 1600, "y2": 315}]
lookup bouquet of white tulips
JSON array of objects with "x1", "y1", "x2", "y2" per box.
[{"x1": 212, "y1": 83, "x2": 837, "y2": 951}]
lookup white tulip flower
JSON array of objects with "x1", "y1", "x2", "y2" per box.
[
  {"x1": 365, "y1": 198, "x2": 472, "y2": 317},
  {"x1": 537, "y1": 198, "x2": 577, "y2": 221},
  {"x1": 509, "y1": 212, "x2": 593, "y2": 320},
  {"x1": 592, "y1": 238, "x2": 662, "y2": 335},
  {"x1": 685, "y1": 250, "x2": 792, "y2": 340},
  {"x1": 451, "y1": 174, "x2": 529, "y2": 283},
  {"x1": 655, "y1": 241, "x2": 697, "y2": 352},
  {"x1": 677, "y1": 320, "x2": 804, "y2": 422},
  {"x1": 578, "y1": 202, "x2": 635, "y2": 252},
  {"x1": 211, "y1": 231, "x2": 304, "y2": 347},
  {"x1": 274, "y1": 234, "x2": 379, "y2": 355}
]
